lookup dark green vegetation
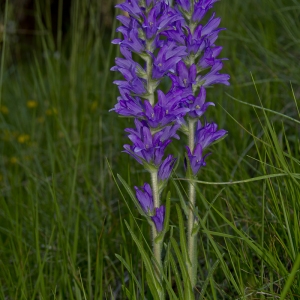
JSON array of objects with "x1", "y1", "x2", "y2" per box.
[{"x1": 0, "y1": 0, "x2": 299, "y2": 299}]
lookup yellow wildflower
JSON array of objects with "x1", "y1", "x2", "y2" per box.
[
  {"x1": 2, "y1": 130, "x2": 18, "y2": 141},
  {"x1": 37, "y1": 116, "x2": 45, "y2": 123},
  {"x1": 91, "y1": 101, "x2": 98, "y2": 111},
  {"x1": 27, "y1": 100, "x2": 38, "y2": 108},
  {"x1": 17, "y1": 134, "x2": 30, "y2": 144},
  {"x1": 10, "y1": 157, "x2": 18, "y2": 164},
  {"x1": 46, "y1": 107, "x2": 58, "y2": 116},
  {"x1": 0, "y1": 105, "x2": 9, "y2": 114}
]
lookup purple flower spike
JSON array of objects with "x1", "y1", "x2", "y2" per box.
[
  {"x1": 158, "y1": 155, "x2": 177, "y2": 181},
  {"x1": 151, "y1": 205, "x2": 165, "y2": 232},
  {"x1": 135, "y1": 183, "x2": 154, "y2": 214},
  {"x1": 185, "y1": 143, "x2": 208, "y2": 175},
  {"x1": 195, "y1": 121, "x2": 227, "y2": 149}
]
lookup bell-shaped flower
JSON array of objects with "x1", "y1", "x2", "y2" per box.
[
  {"x1": 158, "y1": 154, "x2": 177, "y2": 181},
  {"x1": 143, "y1": 90, "x2": 189, "y2": 127},
  {"x1": 113, "y1": 65, "x2": 147, "y2": 95},
  {"x1": 142, "y1": 3, "x2": 183, "y2": 40},
  {"x1": 185, "y1": 143, "x2": 208, "y2": 175},
  {"x1": 170, "y1": 62, "x2": 197, "y2": 96},
  {"x1": 187, "y1": 87, "x2": 215, "y2": 118},
  {"x1": 176, "y1": 0, "x2": 191, "y2": 12},
  {"x1": 151, "y1": 205, "x2": 165, "y2": 232},
  {"x1": 111, "y1": 92, "x2": 145, "y2": 118},
  {"x1": 152, "y1": 43, "x2": 187, "y2": 79},
  {"x1": 192, "y1": 0, "x2": 219, "y2": 23},
  {"x1": 124, "y1": 119, "x2": 179, "y2": 166},
  {"x1": 201, "y1": 13, "x2": 221, "y2": 36},
  {"x1": 195, "y1": 121, "x2": 227, "y2": 149},
  {"x1": 113, "y1": 25, "x2": 145, "y2": 54},
  {"x1": 115, "y1": 0, "x2": 144, "y2": 20},
  {"x1": 198, "y1": 46, "x2": 223, "y2": 70},
  {"x1": 198, "y1": 61, "x2": 230, "y2": 87},
  {"x1": 135, "y1": 183, "x2": 154, "y2": 214}
]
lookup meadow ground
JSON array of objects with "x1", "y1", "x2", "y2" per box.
[{"x1": 0, "y1": 0, "x2": 299, "y2": 299}]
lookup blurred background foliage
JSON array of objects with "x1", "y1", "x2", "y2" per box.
[{"x1": 0, "y1": 0, "x2": 299, "y2": 298}]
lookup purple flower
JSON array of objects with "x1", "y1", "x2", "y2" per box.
[
  {"x1": 143, "y1": 90, "x2": 189, "y2": 127},
  {"x1": 135, "y1": 183, "x2": 154, "y2": 214},
  {"x1": 176, "y1": 0, "x2": 191, "y2": 12},
  {"x1": 124, "y1": 119, "x2": 179, "y2": 166},
  {"x1": 158, "y1": 155, "x2": 177, "y2": 181},
  {"x1": 152, "y1": 43, "x2": 187, "y2": 79},
  {"x1": 198, "y1": 46, "x2": 223, "y2": 69},
  {"x1": 192, "y1": 0, "x2": 219, "y2": 22},
  {"x1": 185, "y1": 26, "x2": 208, "y2": 56},
  {"x1": 185, "y1": 143, "x2": 208, "y2": 175},
  {"x1": 115, "y1": 0, "x2": 144, "y2": 21},
  {"x1": 201, "y1": 13, "x2": 221, "y2": 36},
  {"x1": 198, "y1": 61, "x2": 230, "y2": 87},
  {"x1": 113, "y1": 24, "x2": 145, "y2": 54},
  {"x1": 151, "y1": 205, "x2": 165, "y2": 232},
  {"x1": 113, "y1": 65, "x2": 147, "y2": 95},
  {"x1": 195, "y1": 121, "x2": 227, "y2": 149},
  {"x1": 163, "y1": 21, "x2": 186, "y2": 45},
  {"x1": 170, "y1": 62, "x2": 197, "y2": 96},
  {"x1": 142, "y1": 3, "x2": 183, "y2": 40},
  {"x1": 111, "y1": 92, "x2": 145, "y2": 118},
  {"x1": 186, "y1": 87, "x2": 215, "y2": 118}
]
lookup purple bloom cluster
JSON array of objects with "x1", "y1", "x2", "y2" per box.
[
  {"x1": 165, "y1": 0, "x2": 229, "y2": 174},
  {"x1": 185, "y1": 121, "x2": 227, "y2": 174},
  {"x1": 111, "y1": 0, "x2": 229, "y2": 232}
]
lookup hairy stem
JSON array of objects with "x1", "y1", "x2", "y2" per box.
[
  {"x1": 187, "y1": 118, "x2": 197, "y2": 289},
  {"x1": 150, "y1": 171, "x2": 164, "y2": 299}
]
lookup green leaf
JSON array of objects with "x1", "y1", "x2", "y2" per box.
[
  {"x1": 226, "y1": 92, "x2": 300, "y2": 125},
  {"x1": 199, "y1": 256, "x2": 222, "y2": 300},
  {"x1": 170, "y1": 237, "x2": 193, "y2": 299},
  {"x1": 176, "y1": 173, "x2": 297, "y2": 185},
  {"x1": 124, "y1": 221, "x2": 162, "y2": 296},
  {"x1": 280, "y1": 253, "x2": 300, "y2": 300},
  {"x1": 146, "y1": 273, "x2": 160, "y2": 300},
  {"x1": 176, "y1": 205, "x2": 190, "y2": 265},
  {"x1": 196, "y1": 216, "x2": 241, "y2": 294},
  {"x1": 211, "y1": 205, "x2": 288, "y2": 276},
  {"x1": 202, "y1": 188, "x2": 225, "y2": 223},
  {"x1": 115, "y1": 254, "x2": 143, "y2": 294},
  {"x1": 169, "y1": 252, "x2": 184, "y2": 300},
  {"x1": 172, "y1": 178, "x2": 188, "y2": 216},
  {"x1": 122, "y1": 286, "x2": 132, "y2": 299}
]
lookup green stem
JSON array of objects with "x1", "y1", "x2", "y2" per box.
[
  {"x1": 150, "y1": 171, "x2": 164, "y2": 299},
  {"x1": 187, "y1": 118, "x2": 197, "y2": 289}
]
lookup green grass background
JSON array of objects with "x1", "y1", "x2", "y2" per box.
[{"x1": 0, "y1": 0, "x2": 299, "y2": 299}]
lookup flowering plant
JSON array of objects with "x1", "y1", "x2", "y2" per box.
[{"x1": 111, "y1": 0, "x2": 229, "y2": 298}]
